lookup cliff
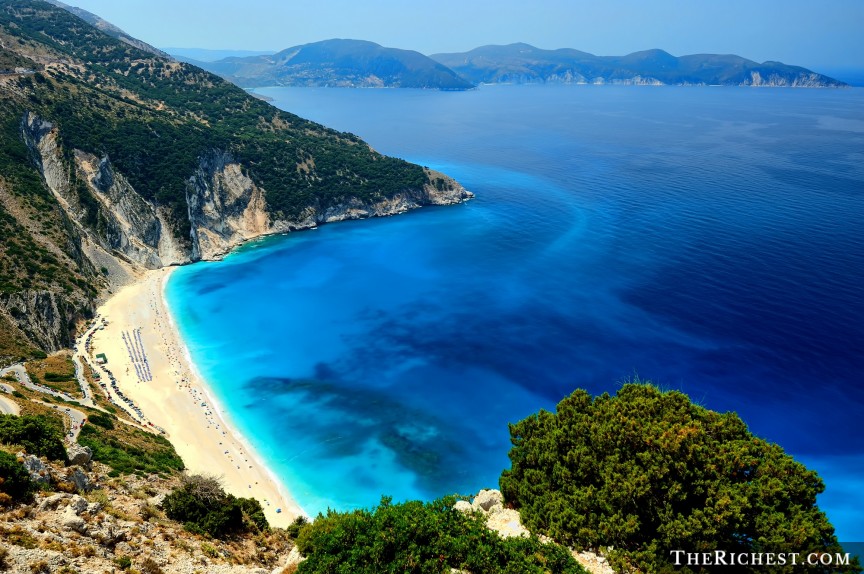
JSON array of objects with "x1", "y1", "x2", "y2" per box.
[{"x1": 0, "y1": 0, "x2": 471, "y2": 358}]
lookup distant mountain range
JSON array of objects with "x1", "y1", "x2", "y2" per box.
[
  {"x1": 176, "y1": 40, "x2": 844, "y2": 90},
  {"x1": 185, "y1": 39, "x2": 473, "y2": 90},
  {"x1": 431, "y1": 43, "x2": 845, "y2": 87}
]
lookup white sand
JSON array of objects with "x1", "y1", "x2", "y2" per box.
[{"x1": 89, "y1": 267, "x2": 303, "y2": 528}]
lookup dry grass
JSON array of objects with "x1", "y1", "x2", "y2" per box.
[{"x1": 25, "y1": 352, "x2": 80, "y2": 397}]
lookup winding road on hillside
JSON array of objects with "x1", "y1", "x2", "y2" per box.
[
  {"x1": 0, "y1": 380, "x2": 20, "y2": 415},
  {"x1": 0, "y1": 364, "x2": 85, "y2": 440}
]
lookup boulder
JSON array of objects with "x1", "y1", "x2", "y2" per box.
[
  {"x1": 67, "y1": 468, "x2": 92, "y2": 492},
  {"x1": 19, "y1": 453, "x2": 52, "y2": 485},
  {"x1": 148, "y1": 492, "x2": 166, "y2": 507},
  {"x1": 452, "y1": 500, "x2": 473, "y2": 513},
  {"x1": 485, "y1": 508, "x2": 529, "y2": 539},
  {"x1": 38, "y1": 492, "x2": 71, "y2": 511},
  {"x1": 66, "y1": 444, "x2": 93, "y2": 467},
  {"x1": 471, "y1": 489, "x2": 503, "y2": 513},
  {"x1": 62, "y1": 504, "x2": 88, "y2": 534},
  {"x1": 68, "y1": 494, "x2": 88, "y2": 514}
]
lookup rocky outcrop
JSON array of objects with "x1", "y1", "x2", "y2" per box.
[
  {"x1": 66, "y1": 443, "x2": 93, "y2": 468},
  {"x1": 453, "y1": 489, "x2": 528, "y2": 539},
  {"x1": 80, "y1": 152, "x2": 166, "y2": 269},
  {"x1": 0, "y1": 290, "x2": 85, "y2": 351},
  {"x1": 186, "y1": 150, "x2": 271, "y2": 261},
  {"x1": 19, "y1": 453, "x2": 52, "y2": 486},
  {"x1": 16, "y1": 112, "x2": 472, "y2": 350},
  {"x1": 21, "y1": 112, "x2": 71, "y2": 207},
  {"x1": 453, "y1": 489, "x2": 616, "y2": 574},
  {"x1": 743, "y1": 71, "x2": 838, "y2": 87},
  {"x1": 1, "y1": 463, "x2": 297, "y2": 574},
  {"x1": 22, "y1": 113, "x2": 472, "y2": 268}
]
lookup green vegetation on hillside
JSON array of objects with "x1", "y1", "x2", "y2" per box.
[
  {"x1": 0, "y1": 413, "x2": 66, "y2": 460},
  {"x1": 0, "y1": 1, "x2": 445, "y2": 357},
  {"x1": 0, "y1": 450, "x2": 35, "y2": 505},
  {"x1": 77, "y1": 422, "x2": 183, "y2": 477},
  {"x1": 1, "y1": 0, "x2": 431, "y2": 227},
  {"x1": 500, "y1": 383, "x2": 856, "y2": 573},
  {"x1": 295, "y1": 496, "x2": 585, "y2": 574},
  {"x1": 163, "y1": 474, "x2": 267, "y2": 539}
]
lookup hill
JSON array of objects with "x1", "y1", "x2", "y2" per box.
[
  {"x1": 0, "y1": 1, "x2": 470, "y2": 362},
  {"x1": 195, "y1": 38, "x2": 475, "y2": 90},
  {"x1": 431, "y1": 43, "x2": 846, "y2": 87}
]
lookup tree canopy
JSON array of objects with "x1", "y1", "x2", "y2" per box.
[{"x1": 499, "y1": 383, "x2": 856, "y2": 573}]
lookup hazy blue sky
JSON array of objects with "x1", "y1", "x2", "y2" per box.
[{"x1": 65, "y1": 0, "x2": 863, "y2": 71}]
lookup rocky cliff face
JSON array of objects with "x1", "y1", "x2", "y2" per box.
[
  {"x1": 0, "y1": 289, "x2": 88, "y2": 350},
  {"x1": 24, "y1": 113, "x2": 472, "y2": 266},
  {"x1": 186, "y1": 150, "x2": 271, "y2": 261}
]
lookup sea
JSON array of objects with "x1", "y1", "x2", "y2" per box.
[{"x1": 164, "y1": 84, "x2": 864, "y2": 540}]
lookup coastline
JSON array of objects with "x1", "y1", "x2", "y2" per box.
[{"x1": 89, "y1": 267, "x2": 303, "y2": 528}]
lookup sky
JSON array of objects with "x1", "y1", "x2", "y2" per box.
[{"x1": 64, "y1": 0, "x2": 864, "y2": 72}]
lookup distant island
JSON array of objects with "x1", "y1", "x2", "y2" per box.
[
  {"x1": 175, "y1": 39, "x2": 845, "y2": 90},
  {"x1": 433, "y1": 43, "x2": 845, "y2": 87},
  {"x1": 181, "y1": 39, "x2": 474, "y2": 90}
]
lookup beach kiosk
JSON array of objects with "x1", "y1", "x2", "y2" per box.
[{"x1": 95, "y1": 353, "x2": 108, "y2": 365}]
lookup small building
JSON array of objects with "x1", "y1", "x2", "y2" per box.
[{"x1": 95, "y1": 353, "x2": 107, "y2": 365}]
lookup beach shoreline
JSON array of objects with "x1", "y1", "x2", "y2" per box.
[{"x1": 89, "y1": 267, "x2": 303, "y2": 528}]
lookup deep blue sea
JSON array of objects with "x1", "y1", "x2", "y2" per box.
[{"x1": 165, "y1": 85, "x2": 864, "y2": 540}]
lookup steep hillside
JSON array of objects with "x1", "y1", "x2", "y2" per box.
[
  {"x1": 432, "y1": 43, "x2": 846, "y2": 87},
  {"x1": 196, "y1": 38, "x2": 475, "y2": 90},
  {"x1": 0, "y1": 1, "x2": 470, "y2": 361}
]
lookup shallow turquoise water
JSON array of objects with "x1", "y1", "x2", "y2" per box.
[{"x1": 166, "y1": 85, "x2": 864, "y2": 539}]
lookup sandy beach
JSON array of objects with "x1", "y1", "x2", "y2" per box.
[{"x1": 89, "y1": 267, "x2": 303, "y2": 528}]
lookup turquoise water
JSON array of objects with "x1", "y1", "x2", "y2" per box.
[{"x1": 166, "y1": 85, "x2": 864, "y2": 539}]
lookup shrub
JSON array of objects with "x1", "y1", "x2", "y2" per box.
[
  {"x1": 500, "y1": 382, "x2": 858, "y2": 573},
  {"x1": 0, "y1": 414, "x2": 66, "y2": 460},
  {"x1": 295, "y1": 496, "x2": 585, "y2": 574},
  {"x1": 139, "y1": 557, "x2": 165, "y2": 574},
  {"x1": 162, "y1": 474, "x2": 268, "y2": 539},
  {"x1": 0, "y1": 451, "x2": 36, "y2": 505}
]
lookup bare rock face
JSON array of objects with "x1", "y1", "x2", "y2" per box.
[
  {"x1": 61, "y1": 495, "x2": 89, "y2": 534},
  {"x1": 472, "y1": 489, "x2": 504, "y2": 513},
  {"x1": 187, "y1": 150, "x2": 271, "y2": 261},
  {"x1": 0, "y1": 290, "x2": 81, "y2": 351},
  {"x1": 38, "y1": 492, "x2": 71, "y2": 512},
  {"x1": 66, "y1": 443, "x2": 93, "y2": 467},
  {"x1": 18, "y1": 452, "x2": 52, "y2": 485},
  {"x1": 452, "y1": 500, "x2": 472, "y2": 513},
  {"x1": 67, "y1": 467, "x2": 93, "y2": 492}
]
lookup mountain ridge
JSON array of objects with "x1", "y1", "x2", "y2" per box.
[
  {"x1": 195, "y1": 38, "x2": 475, "y2": 90},
  {"x1": 431, "y1": 43, "x2": 845, "y2": 87},
  {"x1": 0, "y1": 0, "x2": 470, "y2": 360}
]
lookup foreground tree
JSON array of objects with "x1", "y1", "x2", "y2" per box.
[{"x1": 500, "y1": 382, "x2": 856, "y2": 573}]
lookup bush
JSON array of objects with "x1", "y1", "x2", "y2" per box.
[
  {"x1": 0, "y1": 451, "x2": 36, "y2": 505},
  {"x1": 162, "y1": 474, "x2": 268, "y2": 539},
  {"x1": 295, "y1": 496, "x2": 585, "y2": 574},
  {"x1": 0, "y1": 414, "x2": 66, "y2": 461},
  {"x1": 77, "y1": 424, "x2": 183, "y2": 475},
  {"x1": 500, "y1": 383, "x2": 857, "y2": 573}
]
